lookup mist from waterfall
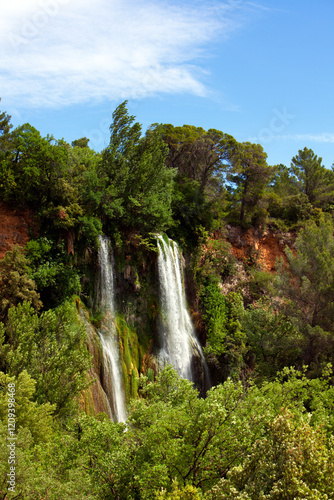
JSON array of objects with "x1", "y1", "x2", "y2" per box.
[
  {"x1": 98, "y1": 235, "x2": 127, "y2": 423},
  {"x1": 157, "y1": 235, "x2": 209, "y2": 385}
]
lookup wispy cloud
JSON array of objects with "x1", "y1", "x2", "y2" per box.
[
  {"x1": 0, "y1": 0, "x2": 263, "y2": 108},
  {"x1": 281, "y1": 133, "x2": 334, "y2": 143},
  {"x1": 251, "y1": 133, "x2": 334, "y2": 144}
]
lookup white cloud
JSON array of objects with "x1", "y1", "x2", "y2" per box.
[
  {"x1": 281, "y1": 133, "x2": 334, "y2": 143},
  {"x1": 252, "y1": 133, "x2": 334, "y2": 144},
  {"x1": 0, "y1": 0, "x2": 260, "y2": 108}
]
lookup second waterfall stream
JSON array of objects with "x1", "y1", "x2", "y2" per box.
[
  {"x1": 157, "y1": 235, "x2": 209, "y2": 385},
  {"x1": 98, "y1": 235, "x2": 127, "y2": 423}
]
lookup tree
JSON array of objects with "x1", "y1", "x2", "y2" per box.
[
  {"x1": 25, "y1": 237, "x2": 81, "y2": 309},
  {"x1": 0, "y1": 99, "x2": 15, "y2": 196},
  {"x1": 0, "y1": 98, "x2": 12, "y2": 157},
  {"x1": 156, "y1": 124, "x2": 235, "y2": 192},
  {"x1": 276, "y1": 216, "x2": 334, "y2": 332},
  {"x1": 241, "y1": 299, "x2": 303, "y2": 380},
  {"x1": 170, "y1": 177, "x2": 213, "y2": 248},
  {"x1": 1, "y1": 124, "x2": 62, "y2": 205},
  {"x1": 0, "y1": 98, "x2": 12, "y2": 158},
  {"x1": 275, "y1": 216, "x2": 334, "y2": 371},
  {"x1": 72, "y1": 365, "x2": 334, "y2": 499},
  {"x1": 267, "y1": 163, "x2": 313, "y2": 223},
  {"x1": 0, "y1": 370, "x2": 54, "y2": 442},
  {"x1": 290, "y1": 147, "x2": 334, "y2": 207},
  {"x1": 152, "y1": 124, "x2": 236, "y2": 245},
  {"x1": 205, "y1": 409, "x2": 334, "y2": 500},
  {"x1": 0, "y1": 371, "x2": 96, "y2": 499},
  {"x1": 2, "y1": 365, "x2": 330, "y2": 499},
  {"x1": 0, "y1": 301, "x2": 92, "y2": 419},
  {"x1": 98, "y1": 102, "x2": 175, "y2": 235},
  {"x1": 200, "y1": 283, "x2": 246, "y2": 379},
  {"x1": 118, "y1": 368, "x2": 273, "y2": 497},
  {"x1": 0, "y1": 123, "x2": 84, "y2": 235},
  {"x1": 227, "y1": 142, "x2": 272, "y2": 226},
  {"x1": 0, "y1": 246, "x2": 41, "y2": 322},
  {"x1": 71, "y1": 137, "x2": 90, "y2": 148}
]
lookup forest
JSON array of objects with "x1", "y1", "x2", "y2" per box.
[{"x1": 0, "y1": 98, "x2": 334, "y2": 499}]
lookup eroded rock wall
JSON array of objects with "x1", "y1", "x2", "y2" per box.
[
  {"x1": 225, "y1": 225, "x2": 294, "y2": 271},
  {"x1": 0, "y1": 201, "x2": 38, "y2": 259},
  {"x1": 79, "y1": 307, "x2": 112, "y2": 417}
]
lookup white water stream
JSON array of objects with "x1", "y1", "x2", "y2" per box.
[
  {"x1": 157, "y1": 235, "x2": 208, "y2": 382},
  {"x1": 98, "y1": 236, "x2": 127, "y2": 423}
]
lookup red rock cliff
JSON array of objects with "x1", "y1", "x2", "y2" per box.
[
  {"x1": 224, "y1": 225, "x2": 293, "y2": 271},
  {"x1": 0, "y1": 201, "x2": 38, "y2": 259}
]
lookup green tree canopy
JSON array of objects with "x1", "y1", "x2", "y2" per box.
[
  {"x1": 0, "y1": 246, "x2": 41, "y2": 322},
  {"x1": 150, "y1": 124, "x2": 236, "y2": 245},
  {"x1": 97, "y1": 102, "x2": 175, "y2": 236},
  {"x1": 290, "y1": 147, "x2": 334, "y2": 207},
  {"x1": 0, "y1": 99, "x2": 15, "y2": 193},
  {"x1": 227, "y1": 142, "x2": 272, "y2": 226},
  {"x1": 206, "y1": 409, "x2": 334, "y2": 500},
  {"x1": 0, "y1": 101, "x2": 11, "y2": 134},
  {"x1": 276, "y1": 216, "x2": 334, "y2": 332},
  {"x1": 0, "y1": 123, "x2": 85, "y2": 238},
  {"x1": 275, "y1": 216, "x2": 334, "y2": 372},
  {"x1": 156, "y1": 124, "x2": 236, "y2": 192},
  {"x1": 71, "y1": 137, "x2": 90, "y2": 148},
  {"x1": 267, "y1": 163, "x2": 312, "y2": 223},
  {"x1": 0, "y1": 301, "x2": 92, "y2": 419}
]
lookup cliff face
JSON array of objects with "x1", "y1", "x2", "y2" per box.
[
  {"x1": 0, "y1": 212, "x2": 295, "y2": 416},
  {"x1": 0, "y1": 201, "x2": 38, "y2": 259},
  {"x1": 79, "y1": 308, "x2": 112, "y2": 417},
  {"x1": 0, "y1": 202, "x2": 292, "y2": 277},
  {"x1": 225, "y1": 225, "x2": 294, "y2": 271}
]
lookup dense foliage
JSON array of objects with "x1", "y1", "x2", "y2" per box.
[
  {"x1": 1, "y1": 366, "x2": 334, "y2": 498},
  {"x1": 1, "y1": 98, "x2": 334, "y2": 498}
]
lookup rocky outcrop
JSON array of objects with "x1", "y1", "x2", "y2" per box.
[
  {"x1": 0, "y1": 210, "x2": 297, "y2": 416},
  {"x1": 79, "y1": 308, "x2": 112, "y2": 417},
  {"x1": 225, "y1": 225, "x2": 294, "y2": 271},
  {"x1": 0, "y1": 200, "x2": 38, "y2": 259}
]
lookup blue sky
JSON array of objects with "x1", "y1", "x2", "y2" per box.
[{"x1": 1, "y1": 0, "x2": 333, "y2": 168}]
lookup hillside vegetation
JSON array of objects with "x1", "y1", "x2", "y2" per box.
[{"x1": 1, "y1": 99, "x2": 334, "y2": 499}]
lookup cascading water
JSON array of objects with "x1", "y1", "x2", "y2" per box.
[
  {"x1": 98, "y1": 235, "x2": 127, "y2": 423},
  {"x1": 157, "y1": 235, "x2": 209, "y2": 386}
]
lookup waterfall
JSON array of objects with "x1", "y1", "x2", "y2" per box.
[
  {"x1": 98, "y1": 235, "x2": 127, "y2": 423},
  {"x1": 157, "y1": 235, "x2": 209, "y2": 386}
]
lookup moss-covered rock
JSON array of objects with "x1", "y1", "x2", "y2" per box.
[{"x1": 79, "y1": 306, "x2": 112, "y2": 417}]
